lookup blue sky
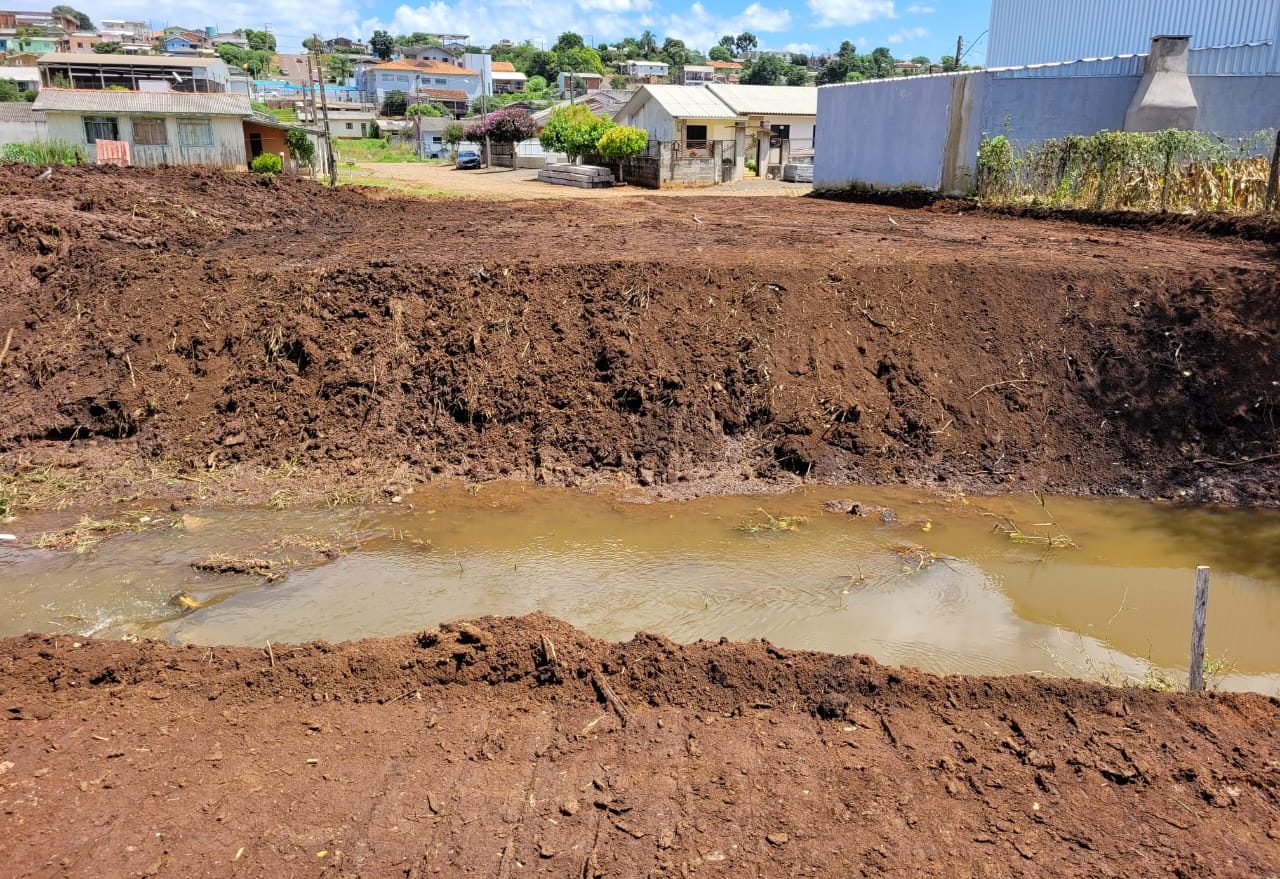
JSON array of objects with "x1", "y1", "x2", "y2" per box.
[{"x1": 80, "y1": 0, "x2": 992, "y2": 62}]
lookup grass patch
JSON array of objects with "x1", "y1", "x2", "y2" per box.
[
  {"x1": 339, "y1": 174, "x2": 460, "y2": 199},
  {"x1": 31, "y1": 515, "x2": 153, "y2": 553},
  {"x1": 0, "y1": 466, "x2": 97, "y2": 516},
  {"x1": 736, "y1": 510, "x2": 807, "y2": 534},
  {"x1": 335, "y1": 137, "x2": 423, "y2": 164}
]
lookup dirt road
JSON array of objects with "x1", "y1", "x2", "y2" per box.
[
  {"x1": 1, "y1": 164, "x2": 1276, "y2": 509},
  {"x1": 2, "y1": 615, "x2": 1278, "y2": 879},
  {"x1": 341, "y1": 161, "x2": 812, "y2": 199}
]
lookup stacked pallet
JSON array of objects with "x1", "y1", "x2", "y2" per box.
[
  {"x1": 782, "y1": 162, "x2": 814, "y2": 183},
  {"x1": 538, "y1": 163, "x2": 615, "y2": 188}
]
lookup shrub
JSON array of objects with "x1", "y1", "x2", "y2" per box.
[
  {"x1": 538, "y1": 103, "x2": 613, "y2": 162},
  {"x1": 250, "y1": 152, "x2": 283, "y2": 175},
  {"x1": 382, "y1": 90, "x2": 407, "y2": 117},
  {"x1": 596, "y1": 125, "x2": 648, "y2": 161},
  {"x1": 285, "y1": 128, "x2": 315, "y2": 169},
  {"x1": 464, "y1": 107, "x2": 536, "y2": 144},
  {"x1": 443, "y1": 121, "x2": 464, "y2": 147},
  {"x1": 1, "y1": 139, "x2": 84, "y2": 166}
]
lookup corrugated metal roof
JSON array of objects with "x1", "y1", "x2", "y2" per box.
[
  {"x1": 32, "y1": 88, "x2": 253, "y2": 116},
  {"x1": 987, "y1": 0, "x2": 1280, "y2": 74},
  {"x1": 0, "y1": 103, "x2": 41, "y2": 122},
  {"x1": 628, "y1": 85, "x2": 738, "y2": 119},
  {"x1": 0, "y1": 66, "x2": 39, "y2": 81},
  {"x1": 36, "y1": 52, "x2": 224, "y2": 68},
  {"x1": 705, "y1": 84, "x2": 818, "y2": 116}
]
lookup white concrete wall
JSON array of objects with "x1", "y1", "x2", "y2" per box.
[
  {"x1": 816, "y1": 69, "x2": 1280, "y2": 193},
  {"x1": 44, "y1": 112, "x2": 247, "y2": 168},
  {"x1": 0, "y1": 107, "x2": 46, "y2": 144},
  {"x1": 615, "y1": 100, "x2": 677, "y2": 141},
  {"x1": 815, "y1": 75, "x2": 961, "y2": 191}
]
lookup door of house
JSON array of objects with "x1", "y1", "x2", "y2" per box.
[{"x1": 248, "y1": 132, "x2": 264, "y2": 159}]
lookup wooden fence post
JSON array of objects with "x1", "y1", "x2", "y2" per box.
[
  {"x1": 1188, "y1": 566, "x2": 1210, "y2": 692},
  {"x1": 1266, "y1": 131, "x2": 1280, "y2": 213}
]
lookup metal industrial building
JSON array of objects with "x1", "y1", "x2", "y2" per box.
[{"x1": 986, "y1": 0, "x2": 1280, "y2": 75}]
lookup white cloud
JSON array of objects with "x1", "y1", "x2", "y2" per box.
[
  {"x1": 781, "y1": 41, "x2": 819, "y2": 54},
  {"x1": 905, "y1": 4, "x2": 934, "y2": 13},
  {"x1": 886, "y1": 25, "x2": 927, "y2": 43},
  {"x1": 805, "y1": 0, "x2": 894, "y2": 28},
  {"x1": 661, "y1": 2, "x2": 793, "y2": 54},
  {"x1": 578, "y1": 0, "x2": 652, "y2": 13}
]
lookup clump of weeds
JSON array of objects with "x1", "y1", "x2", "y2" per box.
[{"x1": 736, "y1": 510, "x2": 807, "y2": 534}]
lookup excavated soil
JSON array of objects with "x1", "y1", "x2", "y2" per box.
[
  {"x1": 1, "y1": 615, "x2": 1278, "y2": 878},
  {"x1": 1, "y1": 164, "x2": 1278, "y2": 507}
]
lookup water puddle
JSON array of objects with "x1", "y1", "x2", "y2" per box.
[{"x1": 2, "y1": 484, "x2": 1278, "y2": 694}]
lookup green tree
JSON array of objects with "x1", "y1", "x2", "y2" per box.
[
  {"x1": 940, "y1": 54, "x2": 957, "y2": 71},
  {"x1": 92, "y1": 41, "x2": 124, "y2": 54},
  {"x1": 595, "y1": 125, "x2": 647, "y2": 161},
  {"x1": 717, "y1": 35, "x2": 735, "y2": 53},
  {"x1": 326, "y1": 52, "x2": 354, "y2": 83},
  {"x1": 609, "y1": 74, "x2": 629, "y2": 89},
  {"x1": 244, "y1": 29, "x2": 276, "y2": 53},
  {"x1": 553, "y1": 32, "x2": 584, "y2": 52},
  {"x1": 735, "y1": 32, "x2": 758, "y2": 56},
  {"x1": 303, "y1": 36, "x2": 324, "y2": 52},
  {"x1": 443, "y1": 121, "x2": 464, "y2": 153},
  {"x1": 528, "y1": 49, "x2": 559, "y2": 81},
  {"x1": 910, "y1": 55, "x2": 930, "y2": 66},
  {"x1": 660, "y1": 37, "x2": 690, "y2": 67},
  {"x1": 869, "y1": 46, "x2": 895, "y2": 77},
  {"x1": 539, "y1": 103, "x2": 613, "y2": 161},
  {"x1": 526, "y1": 74, "x2": 548, "y2": 95},
  {"x1": 382, "y1": 90, "x2": 408, "y2": 116},
  {"x1": 406, "y1": 101, "x2": 444, "y2": 116},
  {"x1": 285, "y1": 128, "x2": 316, "y2": 171},
  {"x1": 217, "y1": 42, "x2": 247, "y2": 67},
  {"x1": 638, "y1": 30, "x2": 657, "y2": 57},
  {"x1": 708, "y1": 45, "x2": 732, "y2": 62},
  {"x1": 0, "y1": 79, "x2": 22, "y2": 102},
  {"x1": 52, "y1": 5, "x2": 92, "y2": 28},
  {"x1": 370, "y1": 30, "x2": 395, "y2": 61},
  {"x1": 742, "y1": 54, "x2": 786, "y2": 85},
  {"x1": 784, "y1": 64, "x2": 809, "y2": 86},
  {"x1": 559, "y1": 45, "x2": 604, "y2": 75}
]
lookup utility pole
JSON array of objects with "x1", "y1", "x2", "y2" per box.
[
  {"x1": 954, "y1": 35, "x2": 963, "y2": 71},
  {"x1": 312, "y1": 33, "x2": 337, "y2": 186}
]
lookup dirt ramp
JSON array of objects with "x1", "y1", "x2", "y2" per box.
[
  {"x1": 1, "y1": 165, "x2": 1277, "y2": 505},
  {"x1": 2, "y1": 615, "x2": 1279, "y2": 878}
]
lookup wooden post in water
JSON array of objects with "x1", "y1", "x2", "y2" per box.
[{"x1": 1188, "y1": 566, "x2": 1210, "y2": 692}]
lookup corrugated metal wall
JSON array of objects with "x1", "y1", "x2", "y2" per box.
[{"x1": 987, "y1": 0, "x2": 1280, "y2": 74}]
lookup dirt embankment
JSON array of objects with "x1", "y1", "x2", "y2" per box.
[
  {"x1": 1, "y1": 164, "x2": 1278, "y2": 507},
  {"x1": 1, "y1": 614, "x2": 1278, "y2": 878}
]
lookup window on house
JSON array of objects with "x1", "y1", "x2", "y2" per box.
[
  {"x1": 82, "y1": 116, "x2": 119, "y2": 143},
  {"x1": 434, "y1": 77, "x2": 446, "y2": 84},
  {"x1": 178, "y1": 118, "x2": 214, "y2": 147},
  {"x1": 432, "y1": 136, "x2": 442, "y2": 143},
  {"x1": 345, "y1": 121, "x2": 353, "y2": 129},
  {"x1": 132, "y1": 117, "x2": 167, "y2": 145}
]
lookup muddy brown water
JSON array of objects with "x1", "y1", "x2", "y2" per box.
[{"x1": 2, "y1": 484, "x2": 1278, "y2": 694}]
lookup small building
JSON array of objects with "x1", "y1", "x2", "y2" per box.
[
  {"x1": 31, "y1": 87, "x2": 326, "y2": 171},
  {"x1": 708, "y1": 59, "x2": 743, "y2": 82},
  {"x1": 681, "y1": 65, "x2": 714, "y2": 85},
  {"x1": 0, "y1": 101, "x2": 46, "y2": 144},
  {"x1": 66, "y1": 32, "x2": 103, "y2": 53},
  {"x1": 618, "y1": 59, "x2": 669, "y2": 79},
  {"x1": 0, "y1": 65, "x2": 39, "y2": 93},
  {"x1": 298, "y1": 100, "x2": 377, "y2": 138},
  {"x1": 163, "y1": 32, "x2": 211, "y2": 56},
  {"x1": 412, "y1": 87, "x2": 469, "y2": 117},
  {"x1": 325, "y1": 37, "x2": 368, "y2": 54},
  {"x1": 557, "y1": 71, "x2": 604, "y2": 94},
  {"x1": 359, "y1": 58, "x2": 480, "y2": 102},
  {"x1": 37, "y1": 52, "x2": 233, "y2": 92},
  {"x1": 400, "y1": 44, "x2": 458, "y2": 64},
  {"x1": 614, "y1": 83, "x2": 817, "y2": 183},
  {"x1": 209, "y1": 33, "x2": 250, "y2": 50},
  {"x1": 490, "y1": 61, "x2": 526, "y2": 94}
]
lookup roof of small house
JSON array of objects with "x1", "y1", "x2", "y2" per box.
[
  {"x1": 416, "y1": 87, "x2": 469, "y2": 102},
  {"x1": 708, "y1": 59, "x2": 743, "y2": 69},
  {"x1": 32, "y1": 88, "x2": 253, "y2": 116},
  {"x1": 37, "y1": 52, "x2": 220, "y2": 68},
  {"x1": 617, "y1": 84, "x2": 738, "y2": 121},
  {"x1": 373, "y1": 58, "x2": 477, "y2": 76},
  {"x1": 704, "y1": 83, "x2": 817, "y2": 116},
  {"x1": 490, "y1": 61, "x2": 518, "y2": 72}
]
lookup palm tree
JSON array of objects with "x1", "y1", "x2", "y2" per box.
[
  {"x1": 326, "y1": 52, "x2": 354, "y2": 84},
  {"x1": 638, "y1": 30, "x2": 657, "y2": 58}
]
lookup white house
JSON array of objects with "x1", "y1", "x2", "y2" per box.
[
  {"x1": 359, "y1": 58, "x2": 481, "y2": 103},
  {"x1": 30, "y1": 88, "x2": 324, "y2": 171},
  {"x1": 400, "y1": 44, "x2": 459, "y2": 63},
  {"x1": 0, "y1": 66, "x2": 39, "y2": 93},
  {"x1": 298, "y1": 101, "x2": 377, "y2": 138},
  {"x1": 681, "y1": 65, "x2": 714, "y2": 85},
  {"x1": 613, "y1": 83, "x2": 818, "y2": 183},
  {"x1": 619, "y1": 59, "x2": 669, "y2": 79},
  {"x1": 490, "y1": 61, "x2": 526, "y2": 94}
]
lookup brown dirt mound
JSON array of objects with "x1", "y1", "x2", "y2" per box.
[
  {"x1": 1, "y1": 164, "x2": 1278, "y2": 506},
  {"x1": 2, "y1": 614, "x2": 1278, "y2": 878}
]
